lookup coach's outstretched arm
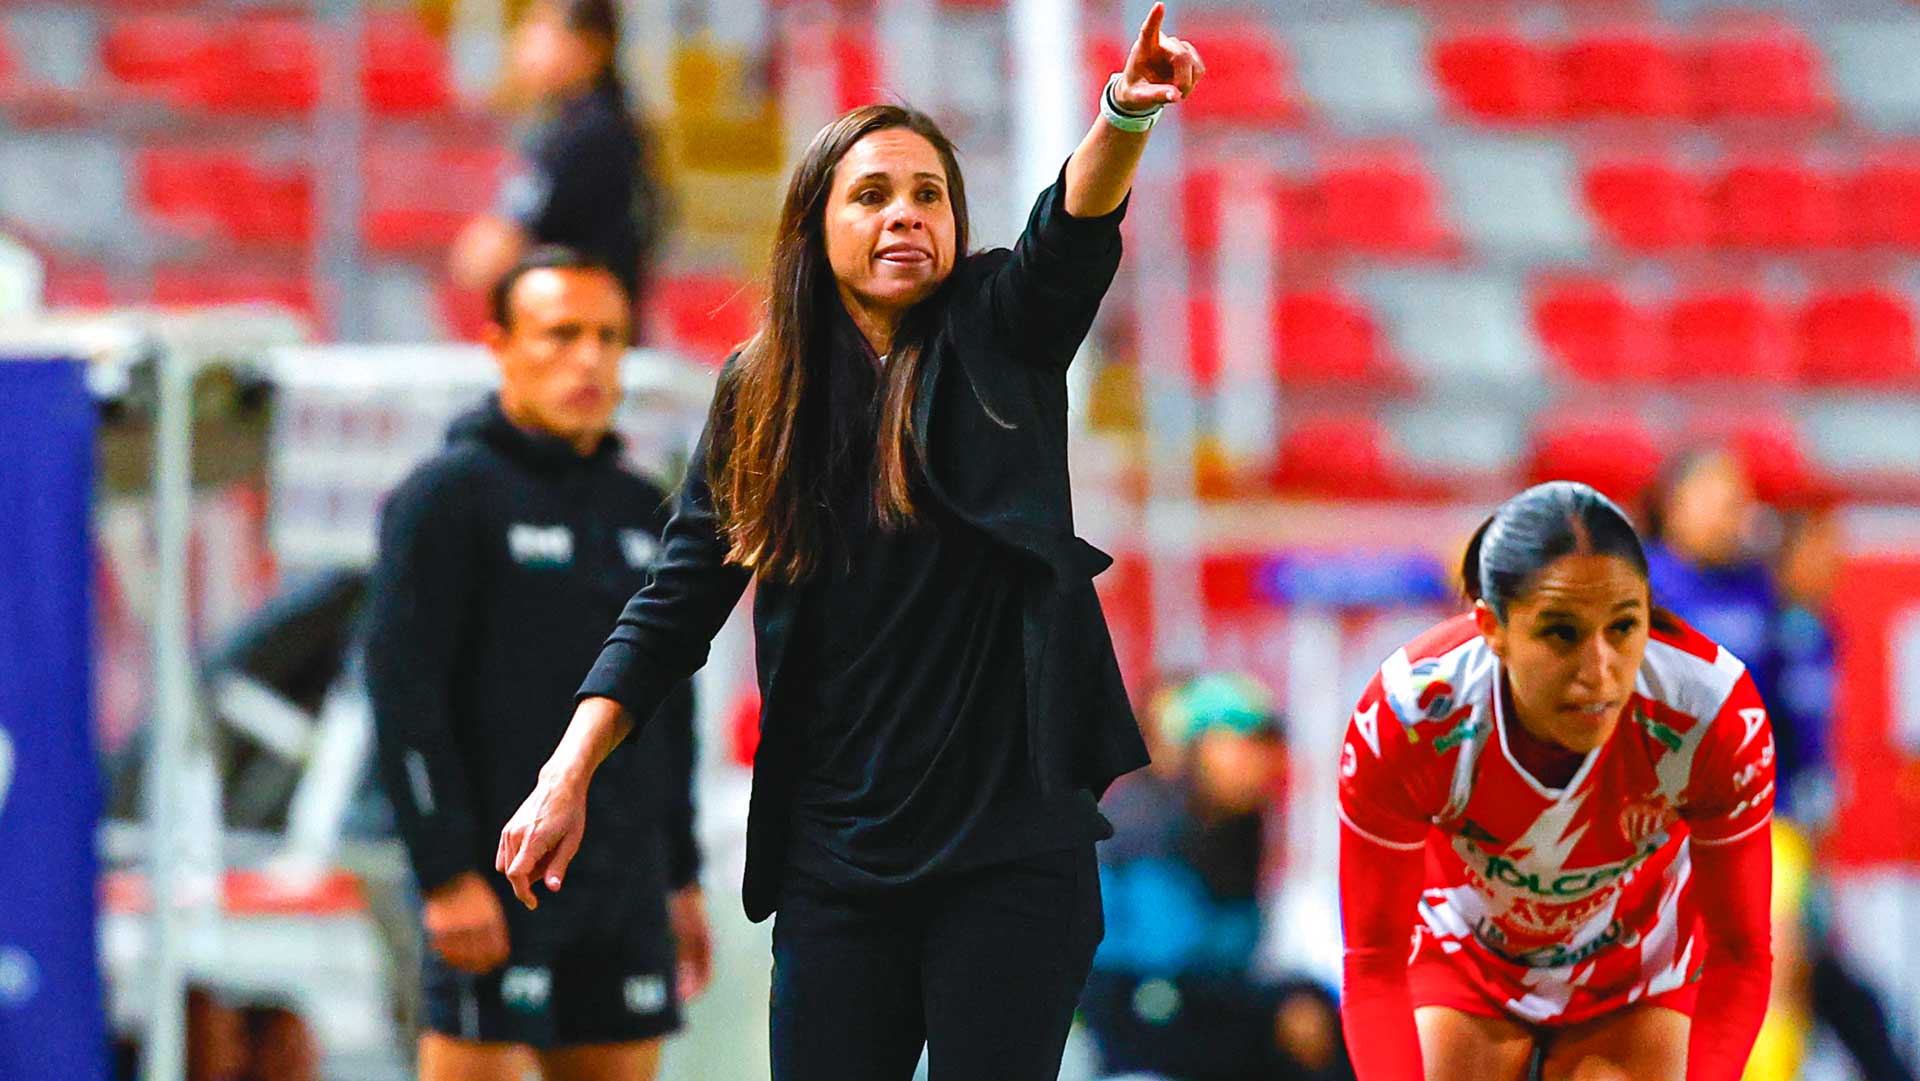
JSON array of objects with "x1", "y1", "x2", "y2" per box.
[{"x1": 1064, "y1": 2, "x2": 1203, "y2": 217}]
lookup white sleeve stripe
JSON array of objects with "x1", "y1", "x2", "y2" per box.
[
  {"x1": 1339, "y1": 805, "x2": 1429, "y2": 851},
  {"x1": 1689, "y1": 813, "x2": 1772, "y2": 847}
]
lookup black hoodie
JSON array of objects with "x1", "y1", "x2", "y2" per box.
[{"x1": 365, "y1": 396, "x2": 698, "y2": 904}]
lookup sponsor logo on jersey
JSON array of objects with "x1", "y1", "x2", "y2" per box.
[
  {"x1": 1473, "y1": 841, "x2": 1660, "y2": 901},
  {"x1": 624, "y1": 974, "x2": 669, "y2": 1015},
  {"x1": 508, "y1": 524, "x2": 574, "y2": 566},
  {"x1": 500, "y1": 966, "x2": 552, "y2": 1013},
  {"x1": 618, "y1": 529, "x2": 660, "y2": 571},
  {"x1": 1478, "y1": 917, "x2": 1638, "y2": 969}
]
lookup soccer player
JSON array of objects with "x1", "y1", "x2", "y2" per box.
[
  {"x1": 366, "y1": 246, "x2": 707, "y2": 1081},
  {"x1": 1338, "y1": 481, "x2": 1775, "y2": 1081}
]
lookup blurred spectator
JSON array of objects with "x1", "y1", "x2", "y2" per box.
[
  {"x1": 1082, "y1": 674, "x2": 1350, "y2": 1081},
  {"x1": 450, "y1": 0, "x2": 668, "y2": 323},
  {"x1": 1771, "y1": 506, "x2": 1841, "y2": 829},
  {"x1": 1646, "y1": 453, "x2": 1915, "y2": 1081},
  {"x1": 1642, "y1": 447, "x2": 1784, "y2": 719}
]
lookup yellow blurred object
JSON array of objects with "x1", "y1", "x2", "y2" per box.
[{"x1": 1743, "y1": 822, "x2": 1816, "y2": 1081}]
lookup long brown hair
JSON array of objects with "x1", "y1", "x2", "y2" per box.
[{"x1": 709, "y1": 104, "x2": 970, "y2": 582}]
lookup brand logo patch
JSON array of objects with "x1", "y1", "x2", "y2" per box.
[
  {"x1": 624, "y1": 974, "x2": 669, "y2": 1015},
  {"x1": 508, "y1": 524, "x2": 573, "y2": 565},
  {"x1": 500, "y1": 966, "x2": 552, "y2": 1012},
  {"x1": 618, "y1": 529, "x2": 660, "y2": 571}
]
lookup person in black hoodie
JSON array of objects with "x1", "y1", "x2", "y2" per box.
[
  {"x1": 365, "y1": 246, "x2": 705, "y2": 1081},
  {"x1": 496, "y1": 8, "x2": 1205, "y2": 1079},
  {"x1": 451, "y1": 0, "x2": 666, "y2": 315}
]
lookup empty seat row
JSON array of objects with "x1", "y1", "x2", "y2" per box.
[
  {"x1": 1179, "y1": 160, "x2": 1453, "y2": 260},
  {"x1": 1434, "y1": 24, "x2": 1832, "y2": 124},
  {"x1": 1586, "y1": 155, "x2": 1920, "y2": 250},
  {"x1": 99, "y1": 12, "x2": 449, "y2": 116},
  {"x1": 1533, "y1": 280, "x2": 1920, "y2": 386},
  {"x1": 1262, "y1": 410, "x2": 1849, "y2": 508}
]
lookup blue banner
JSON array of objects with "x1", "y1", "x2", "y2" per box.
[
  {"x1": 1258, "y1": 549, "x2": 1453, "y2": 608},
  {"x1": 0, "y1": 357, "x2": 107, "y2": 1079}
]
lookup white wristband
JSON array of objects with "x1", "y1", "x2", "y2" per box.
[{"x1": 1101, "y1": 73, "x2": 1161, "y2": 133}]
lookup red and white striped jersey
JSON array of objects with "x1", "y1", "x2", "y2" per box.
[{"x1": 1338, "y1": 612, "x2": 1776, "y2": 1025}]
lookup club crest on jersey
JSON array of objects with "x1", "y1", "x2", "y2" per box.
[{"x1": 1618, "y1": 797, "x2": 1672, "y2": 845}]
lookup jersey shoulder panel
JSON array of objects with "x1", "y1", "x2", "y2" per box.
[
  {"x1": 1378, "y1": 614, "x2": 1499, "y2": 742},
  {"x1": 1638, "y1": 615, "x2": 1747, "y2": 725}
]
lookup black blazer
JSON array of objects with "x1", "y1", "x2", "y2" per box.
[{"x1": 577, "y1": 165, "x2": 1150, "y2": 921}]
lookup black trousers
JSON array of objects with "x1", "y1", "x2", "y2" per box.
[{"x1": 769, "y1": 844, "x2": 1104, "y2": 1081}]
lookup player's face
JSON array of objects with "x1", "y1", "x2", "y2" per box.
[
  {"x1": 1478, "y1": 554, "x2": 1652, "y2": 754},
  {"x1": 488, "y1": 267, "x2": 629, "y2": 452},
  {"x1": 823, "y1": 129, "x2": 957, "y2": 329}
]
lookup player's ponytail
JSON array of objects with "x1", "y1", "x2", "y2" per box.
[{"x1": 1466, "y1": 481, "x2": 1648, "y2": 622}]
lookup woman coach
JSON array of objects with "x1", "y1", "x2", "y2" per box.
[{"x1": 497, "y1": 7, "x2": 1203, "y2": 1077}]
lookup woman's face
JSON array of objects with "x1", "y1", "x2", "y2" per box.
[
  {"x1": 510, "y1": 3, "x2": 607, "y2": 101},
  {"x1": 1661, "y1": 450, "x2": 1754, "y2": 566},
  {"x1": 1476, "y1": 553, "x2": 1652, "y2": 754},
  {"x1": 823, "y1": 129, "x2": 957, "y2": 326}
]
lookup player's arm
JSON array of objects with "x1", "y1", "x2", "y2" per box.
[
  {"x1": 1683, "y1": 673, "x2": 1776, "y2": 1081},
  {"x1": 1337, "y1": 677, "x2": 1431, "y2": 1081},
  {"x1": 363, "y1": 466, "x2": 486, "y2": 897}
]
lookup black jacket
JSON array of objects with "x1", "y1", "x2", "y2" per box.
[
  {"x1": 365, "y1": 399, "x2": 698, "y2": 897},
  {"x1": 577, "y1": 166, "x2": 1149, "y2": 921}
]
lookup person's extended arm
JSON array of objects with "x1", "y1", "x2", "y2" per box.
[
  {"x1": 498, "y1": 408, "x2": 749, "y2": 908},
  {"x1": 1063, "y1": 3, "x2": 1202, "y2": 219}
]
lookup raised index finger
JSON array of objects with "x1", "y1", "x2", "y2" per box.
[{"x1": 1138, "y1": 2, "x2": 1166, "y2": 51}]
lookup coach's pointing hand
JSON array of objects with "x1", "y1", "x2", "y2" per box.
[
  {"x1": 1114, "y1": 3, "x2": 1205, "y2": 113},
  {"x1": 497, "y1": 765, "x2": 589, "y2": 910}
]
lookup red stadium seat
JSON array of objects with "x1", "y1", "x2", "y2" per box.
[
  {"x1": 1560, "y1": 32, "x2": 1692, "y2": 119},
  {"x1": 1180, "y1": 22, "x2": 1301, "y2": 125},
  {"x1": 831, "y1": 25, "x2": 882, "y2": 111},
  {"x1": 1713, "y1": 160, "x2": 1846, "y2": 249},
  {"x1": 1531, "y1": 278, "x2": 1666, "y2": 383},
  {"x1": 1665, "y1": 289, "x2": 1795, "y2": 383},
  {"x1": 1697, "y1": 23, "x2": 1832, "y2": 120},
  {"x1": 101, "y1": 15, "x2": 217, "y2": 101},
  {"x1": 1798, "y1": 287, "x2": 1920, "y2": 386},
  {"x1": 362, "y1": 13, "x2": 452, "y2": 116},
  {"x1": 1584, "y1": 159, "x2": 1711, "y2": 251},
  {"x1": 1178, "y1": 164, "x2": 1295, "y2": 263},
  {"x1": 1849, "y1": 154, "x2": 1920, "y2": 249},
  {"x1": 1431, "y1": 32, "x2": 1560, "y2": 123},
  {"x1": 1186, "y1": 290, "x2": 1398, "y2": 390},
  {"x1": 184, "y1": 18, "x2": 319, "y2": 116},
  {"x1": 1526, "y1": 414, "x2": 1664, "y2": 506},
  {"x1": 1314, "y1": 155, "x2": 1451, "y2": 256},
  {"x1": 361, "y1": 142, "x2": 506, "y2": 254},
  {"x1": 137, "y1": 148, "x2": 313, "y2": 248},
  {"x1": 1275, "y1": 290, "x2": 1400, "y2": 388},
  {"x1": 648, "y1": 275, "x2": 762, "y2": 362},
  {"x1": 1271, "y1": 415, "x2": 1402, "y2": 499},
  {"x1": 152, "y1": 263, "x2": 317, "y2": 322},
  {"x1": 1719, "y1": 415, "x2": 1824, "y2": 506}
]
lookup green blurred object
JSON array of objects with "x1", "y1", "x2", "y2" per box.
[{"x1": 1160, "y1": 673, "x2": 1283, "y2": 745}]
